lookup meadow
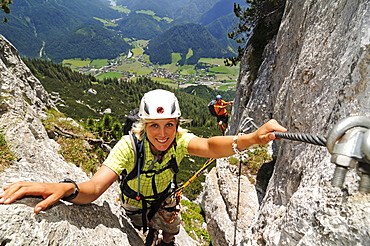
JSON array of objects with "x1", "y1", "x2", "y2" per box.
[{"x1": 62, "y1": 45, "x2": 239, "y2": 91}]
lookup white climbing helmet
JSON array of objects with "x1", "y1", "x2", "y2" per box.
[{"x1": 138, "y1": 89, "x2": 181, "y2": 119}]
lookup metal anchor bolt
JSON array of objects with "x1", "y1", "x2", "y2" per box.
[{"x1": 326, "y1": 116, "x2": 370, "y2": 192}]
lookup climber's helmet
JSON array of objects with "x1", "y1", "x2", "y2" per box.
[
  {"x1": 215, "y1": 95, "x2": 222, "y2": 100},
  {"x1": 139, "y1": 89, "x2": 181, "y2": 119}
]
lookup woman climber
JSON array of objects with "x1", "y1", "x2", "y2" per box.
[{"x1": 0, "y1": 89, "x2": 287, "y2": 246}]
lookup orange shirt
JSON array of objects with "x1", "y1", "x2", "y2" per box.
[{"x1": 214, "y1": 100, "x2": 229, "y2": 116}]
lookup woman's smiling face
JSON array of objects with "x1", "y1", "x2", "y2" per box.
[{"x1": 145, "y1": 118, "x2": 177, "y2": 152}]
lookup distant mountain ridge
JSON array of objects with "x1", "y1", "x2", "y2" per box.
[
  {"x1": 0, "y1": 0, "x2": 120, "y2": 58},
  {"x1": 0, "y1": 0, "x2": 246, "y2": 62}
]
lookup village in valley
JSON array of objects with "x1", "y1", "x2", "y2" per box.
[{"x1": 65, "y1": 45, "x2": 239, "y2": 91}]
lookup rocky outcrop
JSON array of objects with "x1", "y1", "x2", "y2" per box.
[
  {"x1": 0, "y1": 34, "x2": 198, "y2": 246},
  {"x1": 200, "y1": 160, "x2": 259, "y2": 245},
  {"x1": 203, "y1": 0, "x2": 370, "y2": 245},
  {"x1": 0, "y1": 35, "x2": 144, "y2": 245}
]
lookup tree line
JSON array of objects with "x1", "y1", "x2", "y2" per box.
[
  {"x1": 225, "y1": 0, "x2": 286, "y2": 82},
  {"x1": 23, "y1": 58, "x2": 223, "y2": 145},
  {"x1": 146, "y1": 23, "x2": 234, "y2": 65}
]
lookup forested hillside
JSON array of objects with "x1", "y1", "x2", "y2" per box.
[
  {"x1": 113, "y1": 13, "x2": 171, "y2": 40},
  {"x1": 0, "y1": 0, "x2": 120, "y2": 58},
  {"x1": 23, "y1": 58, "x2": 223, "y2": 133},
  {"x1": 46, "y1": 23, "x2": 131, "y2": 63},
  {"x1": 0, "y1": 0, "x2": 244, "y2": 63},
  {"x1": 114, "y1": 0, "x2": 213, "y2": 21},
  {"x1": 146, "y1": 23, "x2": 234, "y2": 65}
]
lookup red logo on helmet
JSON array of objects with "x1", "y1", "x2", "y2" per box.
[{"x1": 157, "y1": 107, "x2": 164, "y2": 114}]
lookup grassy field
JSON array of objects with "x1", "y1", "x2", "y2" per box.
[
  {"x1": 172, "y1": 53, "x2": 182, "y2": 64},
  {"x1": 159, "y1": 53, "x2": 182, "y2": 73},
  {"x1": 110, "y1": 5, "x2": 131, "y2": 14},
  {"x1": 96, "y1": 71, "x2": 124, "y2": 80},
  {"x1": 199, "y1": 58, "x2": 225, "y2": 66},
  {"x1": 186, "y1": 49, "x2": 193, "y2": 59},
  {"x1": 132, "y1": 40, "x2": 149, "y2": 48},
  {"x1": 94, "y1": 17, "x2": 118, "y2": 27},
  {"x1": 117, "y1": 60, "x2": 153, "y2": 75},
  {"x1": 179, "y1": 66, "x2": 196, "y2": 75},
  {"x1": 209, "y1": 66, "x2": 231, "y2": 74},
  {"x1": 62, "y1": 49, "x2": 239, "y2": 91},
  {"x1": 135, "y1": 10, "x2": 173, "y2": 23},
  {"x1": 62, "y1": 59, "x2": 91, "y2": 67},
  {"x1": 136, "y1": 10, "x2": 155, "y2": 15},
  {"x1": 91, "y1": 59, "x2": 108, "y2": 68},
  {"x1": 218, "y1": 83, "x2": 236, "y2": 91},
  {"x1": 130, "y1": 76, "x2": 178, "y2": 88},
  {"x1": 132, "y1": 47, "x2": 144, "y2": 56}
]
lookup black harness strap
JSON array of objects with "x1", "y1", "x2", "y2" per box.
[{"x1": 120, "y1": 132, "x2": 178, "y2": 232}]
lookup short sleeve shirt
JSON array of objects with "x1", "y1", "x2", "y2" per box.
[
  {"x1": 214, "y1": 100, "x2": 229, "y2": 116},
  {"x1": 103, "y1": 132, "x2": 196, "y2": 208}
]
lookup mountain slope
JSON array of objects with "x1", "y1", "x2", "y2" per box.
[
  {"x1": 114, "y1": 13, "x2": 169, "y2": 40},
  {"x1": 46, "y1": 23, "x2": 130, "y2": 62},
  {"x1": 22, "y1": 58, "x2": 220, "y2": 132},
  {"x1": 146, "y1": 23, "x2": 234, "y2": 65},
  {"x1": 0, "y1": 0, "x2": 241, "y2": 62},
  {"x1": 205, "y1": 13, "x2": 239, "y2": 52},
  {"x1": 0, "y1": 0, "x2": 120, "y2": 58},
  {"x1": 172, "y1": 0, "x2": 217, "y2": 23},
  {"x1": 198, "y1": 0, "x2": 245, "y2": 26},
  {"x1": 114, "y1": 0, "x2": 192, "y2": 18}
]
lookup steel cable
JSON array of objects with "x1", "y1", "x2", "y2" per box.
[{"x1": 273, "y1": 131, "x2": 327, "y2": 146}]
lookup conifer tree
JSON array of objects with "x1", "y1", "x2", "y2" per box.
[
  {"x1": 1, "y1": 0, "x2": 12, "y2": 23},
  {"x1": 225, "y1": 0, "x2": 286, "y2": 67}
]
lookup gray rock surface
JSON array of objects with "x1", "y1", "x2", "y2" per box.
[
  {"x1": 200, "y1": 159, "x2": 259, "y2": 246},
  {"x1": 0, "y1": 34, "x2": 144, "y2": 246},
  {"x1": 203, "y1": 0, "x2": 370, "y2": 245},
  {"x1": 1, "y1": 0, "x2": 369, "y2": 244},
  {"x1": 0, "y1": 34, "x2": 198, "y2": 246}
]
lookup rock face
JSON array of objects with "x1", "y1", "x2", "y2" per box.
[
  {"x1": 0, "y1": 35, "x2": 144, "y2": 246},
  {"x1": 0, "y1": 34, "x2": 198, "y2": 246},
  {"x1": 200, "y1": 160, "x2": 259, "y2": 245},
  {"x1": 202, "y1": 0, "x2": 370, "y2": 245}
]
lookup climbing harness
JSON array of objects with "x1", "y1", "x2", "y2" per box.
[
  {"x1": 157, "y1": 192, "x2": 182, "y2": 223},
  {"x1": 120, "y1": 132, "x2": 179, "y2": 233}
]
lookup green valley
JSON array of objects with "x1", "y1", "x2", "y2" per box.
[
  {"x1": 62, "y1": 44, "x2": 239, "y2": 91},
  {"x1": 0, "y1": 0, "x2": 246, "y2": 68}
]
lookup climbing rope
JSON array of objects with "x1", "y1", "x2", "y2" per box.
[
  {"x1": 160, "y1": 158, "x2": 216, "y2": 225},
  {"x1": 233, "y1": 153, "x2": 243, "y2": 246},
  {"x1": 171, "y1": 158, "x2": 216, "y2": 196},
  {"x1": 158, "y1": 192, "x2": 182, "y2": 223}
]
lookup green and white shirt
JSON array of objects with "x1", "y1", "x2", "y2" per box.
[{"x1": 103, "y1": 132, "x2": 196, "y2": 208}]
